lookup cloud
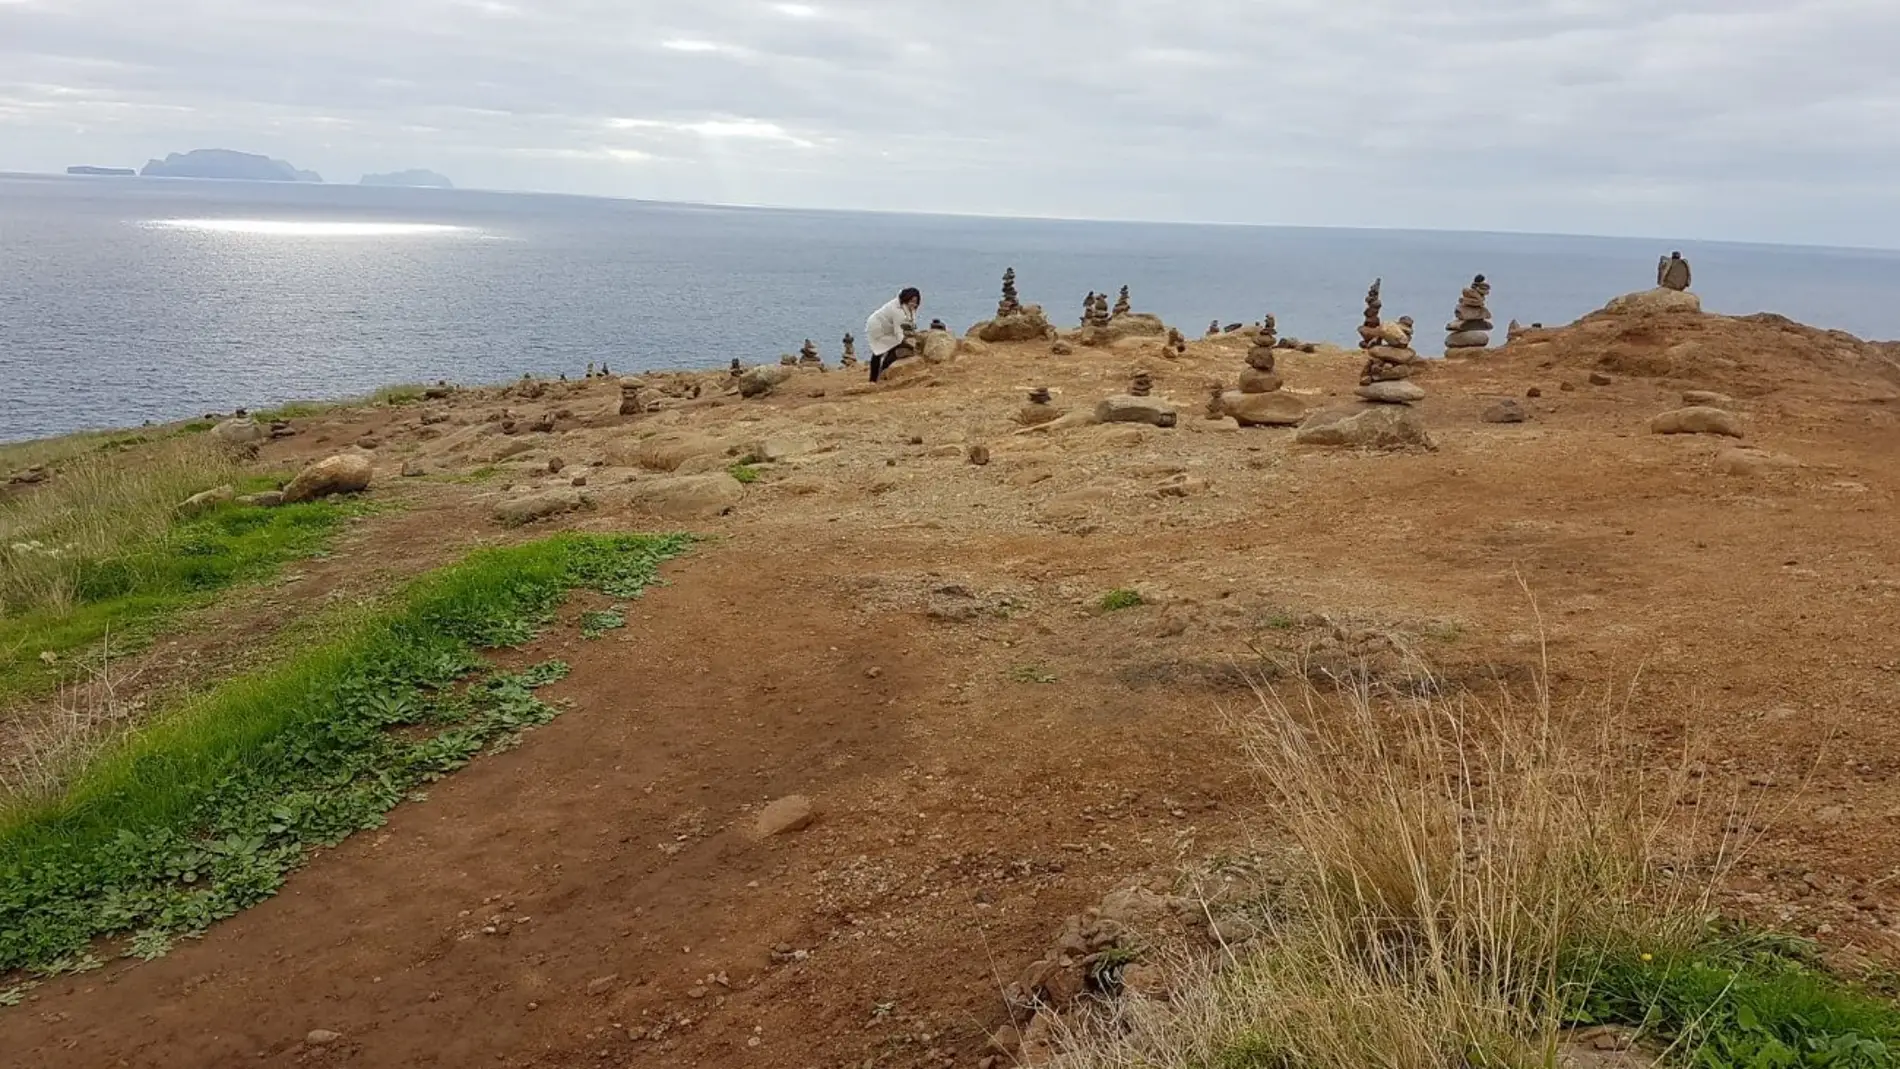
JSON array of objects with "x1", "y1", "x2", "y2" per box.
[{"x1": 2, "y1": 0, "x2": 1899, "y2": 245}]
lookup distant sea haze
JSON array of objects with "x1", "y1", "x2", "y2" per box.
[{"x1": 5, "y1": 172, "x2": 1900, "y2": 443}]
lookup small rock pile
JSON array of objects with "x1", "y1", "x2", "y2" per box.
[
  {"x1": 1357, "y1": 281, "x2": 1425, "y2": 405},
  {"x1": 1206, "y1": 319, "x2": 1220, "y2": 337},
  {"x1": 1112, "y1": 285, "x2": 1131, "y2": 318},
  {"x1": 728, "y1": 358, "x2": 743, "y2": 378},
  {"x1": 618, "y1": 378, "x2": 643, "y2": 416},
  {"x1": 1220, "y1": 317, "x2": 1306, "y2": 426},
  {"x1": 840, "y1": 333, "x2": 858, "y2": 369},
  {"x1": 1019, "y1": 386, "x2": 1061, "y2": 427},
  {"x1": 797, "y1": 339, "x2": 822, "y2": 369},
  {"x1": 1129, "y1": 371, "x2": 1153, "y2": 397},
  {"x1": 998, "y1": 267, "x2": 1022, "y2": 317},
  {"x1": 1445, "y1": 274, "x2": 1493, "y2": 353},
  {"x1": 1166, "y1": 327, "x2": 1187, "y2": 358},
  {"x1": 1084, "y1": 292, "x2": 1111, "y2": 329}
]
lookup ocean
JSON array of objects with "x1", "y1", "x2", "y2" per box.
[{"x1": 5, "y1": 172, "x2": 1900, "y2": 443}]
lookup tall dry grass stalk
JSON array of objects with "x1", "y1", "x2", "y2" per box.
[
  {"x1": 0, "y1": 437, "x2": 239, "y2": 616},
  {"x1": 1055, "y1": 659, "x2": 1725, "y2": 1069},
  {"x1": 0, "y1": 636, "x2": 147, "y2": 807}
]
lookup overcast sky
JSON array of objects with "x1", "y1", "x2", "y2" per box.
[{"x1": 4, "y1": 0, "x2": 1899, "y2": 247}]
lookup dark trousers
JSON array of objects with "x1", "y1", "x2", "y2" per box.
[{"x1": 869, "y1": 345, "x2": 911, "y2": 382}]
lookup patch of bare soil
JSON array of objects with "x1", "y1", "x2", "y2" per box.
[{"x1": 7, "y1": 293, "x2": 1900, "y2": 1066}]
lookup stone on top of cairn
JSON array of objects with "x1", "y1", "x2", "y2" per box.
[
  {"x1": 1444, "y1": 274, "x2": 1493, "y2": 353},
  {"x1": 841, "y1": 332, "x2": 858, "y2": 368},
  {"x1": 798, "y1": 339, "x2": 823, "y2": 369},
  {"x1": 1112, "y1": 286, "x2": 1132, "y2": 318},
  {"x1": 929, "y1": 318, "x2": 947, "y2": 332},
  {"x1": 1356, "y1": 281, "x2": 1424, "y2": 405}
]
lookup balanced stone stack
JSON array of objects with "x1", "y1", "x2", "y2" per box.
[
  {"x1": 729, "y1": 358, "x2": 744, "y2": 378},
  {"x1": 1112, "y1": 286, "x2": 1132, "y2": 318},
  {"x1": 1130, "y1": 371, "x2": 1153, "y2": 397},
  {"x1": 1086, "y1": 293, "x2": 1112, "y2": 329},
  {"x1": 1166, "y1": 327, "x2": 1188, "y2": 358},
  {"x1": 1241, "y1": 317, "x2": 1282, "y2": 393},
  {"x1": 841, "y1": 333, "x2": 858, "y2": 369},
  {"x1": 1205, "y1": 382, "x2": 1227, "y2": 420},
  {"x1": 998, "y1": 268, "x2": 1022, "y2": 317},
  {"x1": 1207, "y1": 319, "x2": 1221, "y2": 337},
  {"x1": 1218, "y1": 317, "x2": 1306, "y2": 427},
  {"x1": 929, "y1": 318, "x2": 947, "y2": 332},
  {"x1": 1357, "y1": 292, "x2": 1425, "y2": 405},
  {"x1": 619, "y1": 378, "x2": 643, "y2": 416},
  {"x1": 1444, "y1": 274, "x2": 1493, "y2": 353},
  {"x1": 798, "y1": 339, "x2": 823, "y2": 369},
  {"x1": 1019, "y1": 386, "x2": 1061, "y2": 427},
  {"x1": 1357, "y1": 279, "x2": 1385, "y2": 351}
]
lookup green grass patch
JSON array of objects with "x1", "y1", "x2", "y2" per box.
[
  {"x1": 441, "y1": 465, "x2": 503, "y2": 486},
  {"x1": 1099, "y1": 589, "x2": 1144, "y2": 613},
  {"x1": 369, "y1": 384, "x2": 428, "y2": 407},
  {"x1": 1565, "y1": 927, "x2": 1900, "y2": 1066},
  {"x1": 0, "y1": 532, "x2": 688, "y2": 978},
  {"x1": 0, "y1": 500, "x2": 356, "y2": 703},
  {"x1": 727, "y1": 463, "x2": 762, "y2": 485}
]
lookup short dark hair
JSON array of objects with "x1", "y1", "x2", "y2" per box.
[{"x1": 899, "y1": 287, "x2": 922, "y2": 304}]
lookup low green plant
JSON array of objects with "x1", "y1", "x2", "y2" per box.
[
  {"x1": 727, "y1": 463, "x2": 762, "y2": 485},
  {"x1": 1008, "y1": 664, "x2": 1059, "y2": 684},
  {"x1": 0, "y1": 532, "x2": 688, "y2": 978},
  {"x1": 579, "y1": 608, "x2": 626, "y2": 639},
  {"x1": 1099, "y1": 589, "x2": 1144, "y2": 612},
  {"x1": 370, "y1": 384, "x2": 428, "y2": 407}
]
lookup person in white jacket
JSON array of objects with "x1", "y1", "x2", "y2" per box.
[{"x1": 865, "y1": 287, "x2": 922, "y2": 382}]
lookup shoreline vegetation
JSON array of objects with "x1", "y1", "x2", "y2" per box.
[{"x1": 0, "y1": 533, "x2": 687, "y2": 994}]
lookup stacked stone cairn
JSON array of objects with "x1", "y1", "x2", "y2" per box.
[
  {"x1": 619, "y1": 378, "x2": 643, "y2": 416},
  {"x1": 1216, "y1": 316, "x2": 1306, "y2": 427},
  {"x1": 1207, "y1": 319, "x2": 1221, "y2": 337},
  {"x1": 840, "y1": 333, "x2": 858, "y2": 369},
  {"x1": 1205, "y1": 382, "x2": 1227, "y2": 420},
  {"x1": 1085, "y1": 292, "x2": 1112, "y2": 329},
  {"x1": 798, "y1": 339, "x2": 823, "y2": 369},
  {"x1": 929, "y1": 318, "x2": 947, "y2": 332},
  {"x1": 1019, "y1": 386, "x2": 1061, "y2": 427},
  {"x1": 1130, "y1": 370, "x2": 1153, "y2": 397},
  {"x1": 1166, "y1": 327, "x2": 1188, "y2": 357},
  {"x1": 1444, "y1": 274, "x2": 1493, "y2": 353},
  {"x1": 998, "y1": 268, "x2": 1022, "y2": 317},
  {"x1": 1112, "y1": 286, "x2": 1131, "y2": 318},
  {"x1": 1356, "y1": 281, "x2": 1425, "y2": 405},
  {"x1": 729, "y1": 358, "x2": 744, "y2": 378}
]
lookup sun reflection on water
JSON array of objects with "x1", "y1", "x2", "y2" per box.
[{"x1": 146, "y1": 219, "x2": 474, "y2": 237}]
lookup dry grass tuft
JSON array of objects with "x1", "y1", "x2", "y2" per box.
[
  {"x1": 1053, "y1": 655, "x2": 1719, "y2": 1069},
  {"x1": 0, "y1": 437, "x2": 240, "y2": 615}
]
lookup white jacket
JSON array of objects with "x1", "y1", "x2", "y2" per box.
[{"x1": 865, "y1": 297, "x2": 915, "y2": 356}]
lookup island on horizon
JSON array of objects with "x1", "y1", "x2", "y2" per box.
[
  {"x1": 66, "y1": 165, "x2": 137, "y2": 177},
  {"x1": 359, "y1": 169, "x2": 454, "y2": 189},
  {"x1": 140, "y1": 149, "x2": 323, "y2": 183}
]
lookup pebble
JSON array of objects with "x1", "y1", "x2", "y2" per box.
[{"x1": 306, "y1": 1030, "x2": 342, "y2": 1046}]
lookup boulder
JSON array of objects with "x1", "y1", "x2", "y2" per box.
[
  {"x1": 1081, "y1": 314, "x2": 1167, "y2": 347},
  {"x1": 1017, "y1": 405, "x2": 1063, "y2": 428},
  {"x1": 282, "y1": 453, "x2": 373, "y2": 503},
  {"x1": 1649, "y1": 406, "x2": 1744, "y2": 438},
  {"x1": 973, "y1": 308, "x2": 1054, "y2": 344},
  {"x1": 1603, "y1": 288, "x2": 1703, "y2": 316},
  {"x1": 622, "y1": 473, "x2": 745, "y2": 520},
  {"x1": 1714, "y1": 447, "x2": 1801, "y2": 476},
  {"x1": 494, "y1": 489, "x2": 589, "y2": 526},
  {"x1": 738, "y1": 363, "x2": 794, "y2": 398},
  {"x1": 1050, "y1": 340, "x2": 1075, "y2": 356},
  {"x1": 1095, "y1": 395, "x2": 1178, "y2": 428},
  {"x1": 1295, "y1": 407, "x2": 1434, "y2": 450},
  {"x1": 1444, "y1": 330, "x2": 1491, "y2": 348},
  {"x1": 237, "y1": 490, "x2": 285, "y2": 508},
  {"x1": 756, "y1": 795, "x2": 815, "y2": 837},
  {"x1": 627, "y1": 433, "x2": 726, "y2": 472},
  {"x1": 919, "y1": 329, "x2": 959, "y2": 364},
  {"x1": 178, "y1": 485, "x2": 235, "y2": 515},
  {"x1": 1481, "y1": 399, "x2": 1528, "y2": 424},
  {"x1": 1221, "y1": 391, "x2": 1306, "y2": 427},
  {"x1": 210, "y1": 417, "x2": 266, "y2": 448},
  {"x1": 1355, "y1": 381, "x2": 1426, "y2": 405}
]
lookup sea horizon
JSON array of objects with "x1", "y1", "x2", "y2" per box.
[{"x1": 7, "y1": 171, "x2": 1900, "y2": 444}]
